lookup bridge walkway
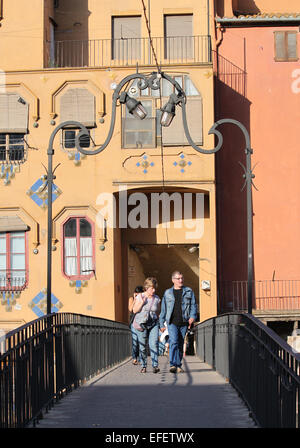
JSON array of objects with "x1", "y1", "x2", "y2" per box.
[{"x1": 32, "y1": 355, "x2": 257, "y2": 429}]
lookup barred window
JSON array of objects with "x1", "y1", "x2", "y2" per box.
[{"x1": 0, "y1": 133, "x2": 26, "y2": 162}]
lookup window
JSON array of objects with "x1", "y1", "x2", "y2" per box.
[
  {"x1": 63, "y1": 217, "x2": 94, "y2": 279},
  {"x1": 60, "y1": 88, "x2": 96, "y2": 127},
  {"x1": 0, "y1": 232, "x2": 27, "y2": 290},
  {"x1": 122, "y1": 99, "x2": 156, "y2": 149},
  {"x1": 112, "y1": 16, "x2": 141, "y2": 61},
  {"x1": 0, "y1": 93, "x2": 28, "y2": 133},
  {"x1": 0, "y1": 133, "x2": 26, "y2": 162},
  {"x1": 164, "y1": 14, "x2": 193, "y2": 60},
  {"x1": 122, "y1": 75, "x2": 202, "y2": 148},
  {"x1": 274, "y1": 31, "x2": 298, "y2": 62},
  {"x1": 62, "y1": 129, "x2": 91, "y2": 149}
]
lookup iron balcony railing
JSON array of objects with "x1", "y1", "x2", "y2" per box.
[
  {"x1": 194, "y1": 313, "x2": 300, "y2": 428},
  {"x1": 218, "y1": 280, "x2": 300, "y2": 313},
  {"x1": 47, "y1": 35, "x2": 212, "y2": 68},
  {"x1": 0, "y1": 270, "x2": 28, "y2": 291},
  {"x1": 0, "y1": 313, "x2": 131, "y2": 428}
]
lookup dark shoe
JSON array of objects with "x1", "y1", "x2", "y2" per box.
[
  {"x1": 140, "y1": 367, "x2": 146, "y2": 373},
  {"x1": 170, "y1": 366, "x2": 177, "y2": 373},
  {"x1": 177, "y1": 367, "x2": 184, "y2": 373},
  {"x1": 153, "y1": 367, "x2": 160, "y2": 373}
]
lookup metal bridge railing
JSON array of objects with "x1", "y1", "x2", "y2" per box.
[
  {"x1": 0, "y1": 313, "x2": 131, "y2": 428},
  {"x1": 194, "y1": 313, "x2": 300, "y2": 428}
]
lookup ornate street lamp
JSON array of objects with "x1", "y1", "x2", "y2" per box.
[{"x1": 46, "y1": 71, "x2": 254, "y2": 315}]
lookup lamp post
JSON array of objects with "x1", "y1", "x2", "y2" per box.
[{"x1": 45, "y1": 70, "x2": 254, "y2": 316}]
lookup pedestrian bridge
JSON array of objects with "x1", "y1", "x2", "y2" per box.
[{"x1": 1, "y1": 313, "x2": 299, "y2": 428}]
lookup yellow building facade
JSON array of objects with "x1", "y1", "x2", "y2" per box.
[{"x1": 0, "y1": 0, "x2": 216, "y2": 333}]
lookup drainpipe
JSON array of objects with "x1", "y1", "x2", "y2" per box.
[{"x1": 148, "y1": 0, "x2": 151, "y2": 65}]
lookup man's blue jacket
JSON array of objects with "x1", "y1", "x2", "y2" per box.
[{"x1": 159, "y1": 286, "x2": 197, "y2": 328}]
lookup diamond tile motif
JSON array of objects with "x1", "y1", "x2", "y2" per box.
[
  {"x1": 136, "y1": 154, "x2": 154, "y2": 174},
  {"x1": 173, "y1": 154, "x2": 192, "y2": 173},
  {"x1": 28, "y1": 289, "x2": 63, "y2": 317},
  {"x1": 27, "y1": 176, "x2": 62, "y2": 209}
]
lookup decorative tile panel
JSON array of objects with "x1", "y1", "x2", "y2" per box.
[
  {"x1": 1, "y1": 290, "x2": 22, "y2": 312},
  {"x1": 27, "y1": 176, "x2": 62, "y2": 209},
  {"x1": 173, "y1": 153, "x2": 192, "y2": 173},
  {"x1": 28, "y1": 289, "x2": 63, "y2": 317}
]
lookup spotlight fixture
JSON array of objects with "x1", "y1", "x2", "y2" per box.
[
  {"x1": 119, "y1": 92, "x2": 147, "y2": 120},
  {"x1": 18, "y1": 96, "x2": 26, "y2": 105},
  {"x1": 188, "y1": 246, "x2": 199, "y2": 254},
  {"x1": 160, "y1": 93, "x2": 183, "y2": 127}
]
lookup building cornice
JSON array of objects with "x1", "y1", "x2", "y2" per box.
[{"x1": 216, "y1": 13, "x2": 300, "y2": 27}]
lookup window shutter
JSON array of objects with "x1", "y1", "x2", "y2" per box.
[
  {"x1": 112, "y1": 16, "x2": 141, "y2": 60},
  {"x1": 0, "y1": 216, "x2": 28, "y2": 232},
  {"x1": 274, "y1": 31, "x2": 298, "y2": 61},
  {"x1": 60, "y1": 88, "x2": 95, "y2": 127},
  {"x1": 164, "y1": 15, "x2": 193, "y2": 60},
  {"x1": 0, "y1": 94, "x2": 28, "y2": 133},
  {"x1": 162, "y1": 96, "x2": 202, "y2": 146}
]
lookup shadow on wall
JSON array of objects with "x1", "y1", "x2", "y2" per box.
[
  {"x1": 53, "y1": 0, "x2": 90, "y2": 67},
  {"x1": 214, "y1": 75, "x2": 252, "y2": 288}
]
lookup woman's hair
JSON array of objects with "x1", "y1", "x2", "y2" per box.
[
  {"x1": 143, "y1": 277, "x2": 158, "y2": 291},
  {"x1": 134, "y1": 285, "x2": 144, "y2": 294}
]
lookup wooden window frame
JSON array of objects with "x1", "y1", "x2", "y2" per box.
[
  {"x1": 274, "y1": 31, "x2": 298, "y2": 62},
  {"x1": 0, "y1": 231, "x2": 28, "y2": 291},
  {"x1": 61, "y1": 216, "x2": 95, "y2": 281}
]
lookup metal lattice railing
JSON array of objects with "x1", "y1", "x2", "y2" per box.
[
  {"x1": 218, "y1": 280, "x2": 300, "y2": 312},
  {"x1": 194, "y1": 313, "x2": 300, "y2": 428},
  {"x1": 0, "y1": 313, "x2": 131, "y2": 428},
  {"x1": 46, "y1": 35, "x2": 212, "y2": 68}
]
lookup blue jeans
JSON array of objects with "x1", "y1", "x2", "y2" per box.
[
  {"x1": 136, "y1": 323, "x2": 159, "y2": 368},
  {"x1": 130, "y1": 324, "x2": 139, "y2": 360},
  {"x1": 168, "y1": 323, "x2": 188, "y2": 367}
]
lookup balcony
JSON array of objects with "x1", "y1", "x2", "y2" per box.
[
  {"x1": 46, "y1": 35, "x2": 212, "y2": 69},
  {"x1": 219, "y1": 280, "x2": 300, "y2": 313},
  {"x1": 0, "y1": 270, "x2": 27, "y2": 292}
]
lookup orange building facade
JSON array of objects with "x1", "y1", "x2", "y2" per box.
[
  {"x1": 213, "y1": 1, "x2": 300, "y2": 336},
  {"x1": 0, "y1": 0, "x2": 218, "y2": 334}
]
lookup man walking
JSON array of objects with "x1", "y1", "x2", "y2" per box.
[{"x1": 159, "y1": 271, "x2": 197, "y2": 373}]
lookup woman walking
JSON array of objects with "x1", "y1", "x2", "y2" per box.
[
  {"x1": 132, "y1": 277, "x2": 160, "y2": 373},
  {"x1": 128, "y1": 285, "x2": 144, "y2": 365}
]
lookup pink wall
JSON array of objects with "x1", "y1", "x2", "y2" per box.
[{"x1": 216, "y1": 25, "x2": 300, "y2": 283}]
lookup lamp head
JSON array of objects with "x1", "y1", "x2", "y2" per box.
[
  {"x1": 119, "y1": 92, "x2": 147, "y2": 120},
  {"x1": 160, "y1": 93, "x2": 183, "y2": 127}
]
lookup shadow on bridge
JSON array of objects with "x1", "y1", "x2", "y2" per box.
[
  {"x1": 31, "y1": 356, "x2": 256, "y2": 429},
  {"x1": 1, "y1": 312, "x2": 300, "y2": 429}
]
